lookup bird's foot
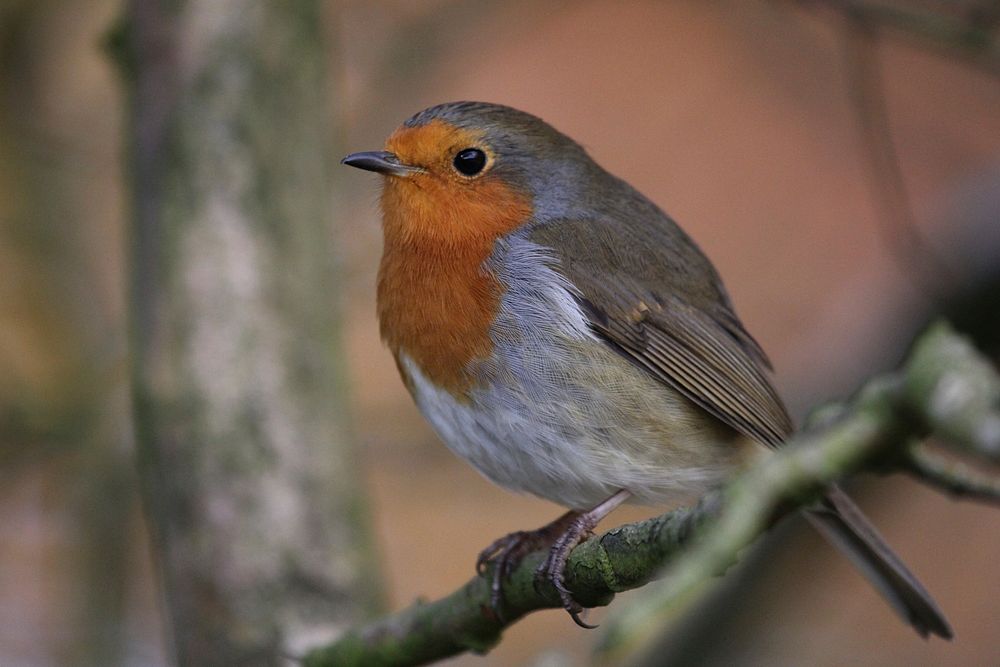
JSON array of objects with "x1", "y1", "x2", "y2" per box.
[
  {"x1": 478, "y1": 490, "x2": 632, "y2": 627},
  {"x1": 476, "y1": 510, "x2": 582, "y2": 619},
  {"x1": 533, "y1": 489, "x2": 632, "y2": 629},
  {"x1": 534, "y1": 513, "x2": 601, "y2": 628}
]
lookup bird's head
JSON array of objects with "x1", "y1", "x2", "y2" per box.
[{"x1": 342, "y1": 101, "x2": 594, "y2": 247}]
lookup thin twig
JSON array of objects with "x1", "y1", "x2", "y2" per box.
[
  {"x1": 802, "y1": 0, "x2": 1000, "y2": 78},
  {"x1": 905, "y1": 442, "x2": 1000, "y2": 504},
  {"x1": 842, "y1": 12, "x2": 962, "y2": 298}
]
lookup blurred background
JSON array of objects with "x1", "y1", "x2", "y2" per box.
[{"x1": 1, "y1": 1, "x2": 998, "y2": 665}]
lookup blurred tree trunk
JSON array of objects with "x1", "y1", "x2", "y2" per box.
[
  {"x1": 118, "y1": 1, "x2": 379, "y2": 664},
  {"x1": 0, "y1": 2, "x2": 135, "y2": 665}
]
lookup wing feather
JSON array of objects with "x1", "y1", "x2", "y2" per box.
[{"x1": 530, "y1": 217, "x2": 793, "y2": 448}]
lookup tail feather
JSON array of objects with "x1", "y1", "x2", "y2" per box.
[{"x1": 805, "y1": 485, "x2": 953, "y2": 639}]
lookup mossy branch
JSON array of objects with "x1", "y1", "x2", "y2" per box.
[{"x1": 303, "y1": 323, "x2": 1000, "y2": 667}]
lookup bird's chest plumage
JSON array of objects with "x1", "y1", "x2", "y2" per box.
[
  {"x1": 377, "y1": 241, "x2": 501, "y2": 396},
  {"x1": 381, "y1": 235, "x2": 741, "y2": 509}
]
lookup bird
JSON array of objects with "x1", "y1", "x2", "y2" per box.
[{"x1": 341, "y1": 101, "x2": 952, "y2": 638}]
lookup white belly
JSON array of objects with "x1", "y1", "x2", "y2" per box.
[{"x1": 400, "y1": 348, "x2": 740, "y2": 510}]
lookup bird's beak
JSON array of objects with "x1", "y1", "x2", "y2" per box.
[{"x1": 340, "y1": 151, "x2": 422, "y2": 177}]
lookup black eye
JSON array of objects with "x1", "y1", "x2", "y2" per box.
[{"x1": 453, "y1": 148, "x2": 487, "y2": 176}]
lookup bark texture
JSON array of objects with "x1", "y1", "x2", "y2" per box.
[{"x1": 121, "y1": 2, "x2": 378, "y2": 664}]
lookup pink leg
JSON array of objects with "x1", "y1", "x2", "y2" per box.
[{"x1": 536, "y1": 489, "x2": 632, "y2": 628}]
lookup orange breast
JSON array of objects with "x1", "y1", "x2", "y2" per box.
[{"x1": 376, "y1": 130, "x2": 533, "y2": 396}]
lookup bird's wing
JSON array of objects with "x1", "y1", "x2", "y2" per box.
[{"x1": 529, "y1": 216, "x2": 792, "y2": 448}]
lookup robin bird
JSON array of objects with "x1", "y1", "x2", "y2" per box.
[{"x1": 341, "y1": 101, "x2": 951, "y2": 638}]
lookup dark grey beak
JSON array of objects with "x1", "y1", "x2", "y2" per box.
[{"x1": 340, "y1": 151, "x2": 421, "y2": 177}]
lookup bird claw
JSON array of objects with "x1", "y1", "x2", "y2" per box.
[
  {"x1": 535, "y1": 559, "x2": 598, "y2": 629},
  {"x1": 477, "y1": 493, "x2": 629, "y2": 628},
  {"x1": 476, "y1": 530, "x2": 537, "y2": 618},
  {"x1": 534, "y1": 515, "x2": 600, "y2": 629},
  {"x1": 476, "y1": 510, "x2": 584, "y2": 620},
  {"x1": 476, "y1": 531, "x2": 524, "y2": 576}
]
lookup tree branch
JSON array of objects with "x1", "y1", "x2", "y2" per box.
[
  {"x1": 303, "y1": 323, "x2": 1000, "y2": 667},
  {"x1": 800, "y1": 0, "x2": 1000, "y2": 78},
  {"x1": 904, "y1": 443, "x2": 1000, "y2": 505},
  {"x1": 903, "y1": 323, "x2": 1000, "y2": 461},
  {"x1": 841, "y1": 9, "x2": 962, "y2": 299}
]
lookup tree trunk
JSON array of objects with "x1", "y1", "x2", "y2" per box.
[{"x1": 119, "y1": 1, "x2": 378, "y2": 664}]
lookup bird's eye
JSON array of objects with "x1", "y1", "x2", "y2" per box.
[{"x1": 453, "y1": 148, "x2": 487, "y2": 176}]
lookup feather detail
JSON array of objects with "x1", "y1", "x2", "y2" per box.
[{"x1": 531, "y1": 217, "x2": 793, "y2": 447}]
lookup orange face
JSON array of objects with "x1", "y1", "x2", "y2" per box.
[
  {"x1": 380, "y1": 119, "x2": 531, "y2": 247},
  {"x1": 375, "y1": 119, "x2": 534, "y2": 397},
  {"x1": 386, "y1": 119, "x2": 492, "y2": 180}
]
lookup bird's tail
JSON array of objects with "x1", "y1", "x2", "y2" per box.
[{"x1": 805, "y1": 485, "x2": 953, "y2": 639}]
